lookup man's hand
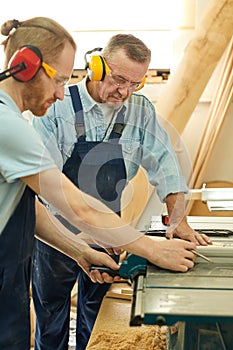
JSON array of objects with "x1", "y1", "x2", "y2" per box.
[
  {"x1": 147, "y1": 238, "x2": 197, "y2": 272},
  {"x1": 76, "y1": 246, "x2": 121, "y2": 283},
  {"x1": 165, "y1": 193, "x2": 212, "y2": 245},
  {"x1": 122, "y1": 235, "x2": 197, "y2": 273},
  {"x1": 165, "y1": 218, "x2": 212, "y2": 246}
]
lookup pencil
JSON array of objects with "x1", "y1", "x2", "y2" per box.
[{"x1": 190, "y1": 249, "x2": 213, "y2": 263}]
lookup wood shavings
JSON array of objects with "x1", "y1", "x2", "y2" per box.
[{"x1": 87, "y1": 325, "x2": 166, "y2": 350}]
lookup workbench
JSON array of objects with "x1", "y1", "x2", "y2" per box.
[
  {"x1": 138, "y1": 216, "x2": 233, "y2": 350},
  {"x1": 88, "y1": 216, "x2": 233, "y2": 350},
  {"x1": 86, "y1": 281, "x2": 166, "y2": 350}
]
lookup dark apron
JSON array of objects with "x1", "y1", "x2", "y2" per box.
[
  {"x1": 32, "y1": 85, "x2": 127, "y2": 350},
  {"x1": 0, "y1": 186, "x2": 35, "y2": 350}
]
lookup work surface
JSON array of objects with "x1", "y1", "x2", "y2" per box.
[
  {"x1": 86, "y1": 281, "x2": 166, "y2": 350},
  {"x1": 87, "y1": 217, "x2": 233, "y2": 349},
  {"x1": 141, "y1": 256, "x2": 233, "y2": 326},
  {"x1": 134, "y1": 216, "x2": 233, "y2": 326}
]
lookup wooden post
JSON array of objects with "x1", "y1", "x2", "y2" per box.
[
  {"x1": 189, "y1": 38, "x2": 233, "y2": 189},
  {"x1": 155, "y1": 0, "x2": 233, "y2": 135}
]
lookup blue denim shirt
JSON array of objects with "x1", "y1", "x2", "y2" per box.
[{"x1": 32, "y1": 78, "x2": 188, "y2": 202}]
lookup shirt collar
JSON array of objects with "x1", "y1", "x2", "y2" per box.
[
  {"x1": 0, "y1": 89, "x2": 22, "y2": 114},
  {"x1": 78, "y1": 77, "x2": 97, "y2": 113}
]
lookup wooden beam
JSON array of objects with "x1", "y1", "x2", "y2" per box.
[
  {"x1": 155, "y1": 0, "x2": 233, "y2": 134},
  {"x1": 189, "y1": 38, "x2": 233, "y2": 189}
]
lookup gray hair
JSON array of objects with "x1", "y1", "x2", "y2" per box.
[{"x1": 102, "y1": 34, "x2": 151, "y2": 64}]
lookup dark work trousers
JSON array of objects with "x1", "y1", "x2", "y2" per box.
[
  {"x1": 32, "y1": 85, "x2": 127, "y2": 350},
  {"x1": 0, "y1": 186, "x2": 35, "y2": 350}
]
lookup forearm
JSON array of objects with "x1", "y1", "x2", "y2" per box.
[
  {"x1": 35, "y1": 199, "x2": 89, "y2": 261},
  {"x1": 164, "y1": 192, "x2": 212, "y2": 245},
  {"x1": 23, "y1": 169, "x2": 143, "y2": 248},
  {"x1": 77, "y1": 231, "x2": 95, "y2": 244},
  {"x1": 121, "y1": 235, "x2": 154, "y2": 260},
  {"x1": 165, "y1": 192, "x2": 187, "y2": 227},
  {"x1": 35, "y1": 189, "x2": 198, "y2": 273}
]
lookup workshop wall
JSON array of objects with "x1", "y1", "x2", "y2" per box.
[{"x1": 1, "y1": 0, "x2": 232, "y2": 227}]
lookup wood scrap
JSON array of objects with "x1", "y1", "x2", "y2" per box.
[{"x1": 106, "y1": 288, "x2": 132, "y2": 301}]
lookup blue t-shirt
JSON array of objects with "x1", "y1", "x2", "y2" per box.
[{"x1": 0, "y1": 90, "x2": 56, "y2": 232}]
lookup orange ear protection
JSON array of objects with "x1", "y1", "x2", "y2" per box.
[{"x1": 7, "y1": 45, "x2": 43, "y2": 82}]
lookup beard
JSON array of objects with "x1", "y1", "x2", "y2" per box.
[{"x1": 21, "y1": 75, "x2": 55, "y2": 116}]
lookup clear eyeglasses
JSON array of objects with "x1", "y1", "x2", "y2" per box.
[
  {"x1": 42, "y1": 61, "x2": 70, "y2": 87},
  {"x1": 107, "y1": 72, "x2": 142, "y2": 91}
]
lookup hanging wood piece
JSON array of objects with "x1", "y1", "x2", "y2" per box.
[{"x1": 155, "y1": 0, "x2": 233, "y2": 135}]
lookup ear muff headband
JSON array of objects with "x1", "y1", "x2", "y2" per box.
[{"x1": 8, "y1": 45, "x2": 43, "y2": 82}]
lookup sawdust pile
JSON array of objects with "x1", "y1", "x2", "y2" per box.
[{"x1": 87, "y1": 325, "x2": 166, "y2": 350}]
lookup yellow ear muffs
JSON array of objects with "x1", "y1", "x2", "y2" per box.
[
  {"x1": 134, "y1": 75, "x2": 146, "y2": 92},
  {"x1": 87, "y1": 56, "x2": 110, "y2": 81}
]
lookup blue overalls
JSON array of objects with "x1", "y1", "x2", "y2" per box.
[
  {"x1": 32, "y1": 85, "x2": 127, "y2": 350},
  {"x1": 0, "y1": 186, "x2": 35, "y2": 350}
]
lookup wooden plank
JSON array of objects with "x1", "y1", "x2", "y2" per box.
[{"x1": 155, "y1": 0, "x2": 233, "y2": 135}]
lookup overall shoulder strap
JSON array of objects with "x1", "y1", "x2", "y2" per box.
[{"x1": 68, "y1": 85, "x2": 85, "y2": 137}]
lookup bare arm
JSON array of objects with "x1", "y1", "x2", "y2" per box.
[
  {"x1": 35, "y1": 198, "x2": 120, "y2": 283},
  {"x1": 22, "y1": 168, "x2": 143, "y2": 247},
  {"x1": 36, "y1": 197, "x2": 197, "y2": 273},
  {"x1": 23, "y1": 169, "x2": 198, "y2": 272},
  {"x1": 165, "y1": 192, "x2": 212, "y2": 245}
]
